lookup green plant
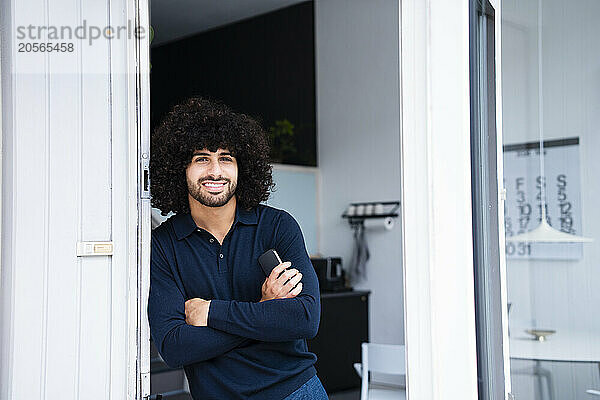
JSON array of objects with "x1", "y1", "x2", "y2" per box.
[{"x1": 268, "y1": 119, "x2": 296, "y2": 162}]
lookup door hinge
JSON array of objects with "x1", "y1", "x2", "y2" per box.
[{"x1": 141, "y1": 372, "x2": 150, "y2": 398}]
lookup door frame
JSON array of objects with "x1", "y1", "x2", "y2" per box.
[
  {"x1": 490, "y1": 1, "x2": 512, "y2": 396},
  {"x1": 468, "y1": 0, "x2": 512, "y2": 398},
  {"x1": 125, "y1": 0, "x2": 151, "y2": 398},
  {"x1": 399, "y1": 0, "x2": 479, "y2": 398},
  {"x1": 400, "y1": 0, "x2": 511, "y2": 399},
  {"x1": 130, "y1": 0, "x2": 509, "y2": 398}
]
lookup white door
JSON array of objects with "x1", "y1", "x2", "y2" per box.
[
  {"x1": 0, "y1": 0, "x2": 149, "y2": 398},
  {"x1": 399, "y1": 0, "x2": 480, "y2": 399},
  {"x1": 399, "y1": 0, "x2": 514, "y2": 399}
]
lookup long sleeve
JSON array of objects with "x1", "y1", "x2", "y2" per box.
[
  {"x1": 147, "y1": 235, "x2": 251, "y2": 368},
  {"x1": 207, "y1": 211, "x2": 321, "y2": 342}
]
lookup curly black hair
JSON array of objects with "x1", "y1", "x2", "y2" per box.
[{"x1": 150, "y1": 96, "x2": 274, "y2": 215}]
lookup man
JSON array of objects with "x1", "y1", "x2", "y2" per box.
[{"x1": 148, "y1": 97, "x2": 328, "y2": 400}]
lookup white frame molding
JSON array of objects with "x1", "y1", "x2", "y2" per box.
[
  {"x1": 108, "y1": 0, "x2": 150, "y2": 395},
  {"x1": 123, "y1": 0, "x2": 151, "y2": 397},
  {"x1": 400, "y1": 0, "x2": 479, "y2": 399},
  {"x1": 113, "y1": 0, "x2": 151, "y2": 397},
  {"x1": 0, "y1": 27, "x2": 3, "y2": 282},
  {"x1": 491, "y1": 0, "x2": 512, "y2": 396}
]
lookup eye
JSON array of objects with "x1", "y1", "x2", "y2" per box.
[
  {"x1": 220, "y1": 157, "x2": 233, "y2": 162},
  {"x1": 195, "y1": 157, "x2": 208, "y2": 162}
]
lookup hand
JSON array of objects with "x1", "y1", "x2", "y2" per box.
[
  {"x1": 260, "y1": 261, "x2": 303, "y2": 302},
  {"x1": 185, "y1": 298, "x2": 211, "y2": 326}
]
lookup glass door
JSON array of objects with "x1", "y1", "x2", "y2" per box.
[
  {"x1": 501, "y1": 0, "x2": 600, "y2": 398},
  {"x1": 469, "y1": 0, "x2": 510, "y2": 399}
]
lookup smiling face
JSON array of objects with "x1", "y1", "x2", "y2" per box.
[{"x1": 186, "y1": 148, "x2": 238, "y2": 208}]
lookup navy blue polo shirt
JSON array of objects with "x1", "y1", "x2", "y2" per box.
[{"x1": 148, "y1": 203, "x2": 321, "y2": 400}]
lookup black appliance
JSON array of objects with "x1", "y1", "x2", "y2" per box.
[{"x1": 310, "y1": 257, "x2": 350, "y2": 292}]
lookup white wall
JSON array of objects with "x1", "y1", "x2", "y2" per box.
[
  {"x1": 502, "y1": 0, "x2": 600, "y2": 397},
  {"x1": 267, "y1": 164, "x2": 320, "y2": 256},
  {"x1": 315, "y1": 0, "x2": 403, "y2": 345}
]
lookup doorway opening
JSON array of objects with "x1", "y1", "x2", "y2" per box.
[{"x1": 146, "y1": 2, "x2": 404, "y2": 399}]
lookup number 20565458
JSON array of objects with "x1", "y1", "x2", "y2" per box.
[{"x1": 18, "y1": 42, "x2": 74, "y2": 53}]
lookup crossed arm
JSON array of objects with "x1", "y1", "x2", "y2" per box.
[{"x1": 147, "y1": 213, "x2": 321, "y2": 368}]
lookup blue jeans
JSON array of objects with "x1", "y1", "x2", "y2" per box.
[{"x1": 283, "y1": 375, "x2": 329, "y2": 400}]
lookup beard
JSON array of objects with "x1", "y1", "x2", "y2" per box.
[{"x1": 187, "y1": 176, "x2": 237, "y2": 208}]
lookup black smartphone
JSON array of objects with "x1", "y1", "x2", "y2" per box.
[{"x1": 258, "y1": 249, "x2": 283, "y2": 277}]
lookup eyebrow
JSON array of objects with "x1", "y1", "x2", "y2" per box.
[{"x1": 192, "y1": 151, "x2": 233, "y2": 157}]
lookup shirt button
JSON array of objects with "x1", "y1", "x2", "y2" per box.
[
  {"x1": 219, "y1": 253, "x2": 224, "y2": 259},
  {"x1": 210, "y1": 238, "x2": 214, "y2": 243}
]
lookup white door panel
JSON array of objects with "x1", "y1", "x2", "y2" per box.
[{"x1": 0, "y1": 0, "x2": 143, "y2": 398}]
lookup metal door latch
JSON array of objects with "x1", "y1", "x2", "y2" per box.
[{"x1": 76, "y1": 241, "x2": 114, "y2": 256}]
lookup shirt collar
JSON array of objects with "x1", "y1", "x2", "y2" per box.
[{"x1": 172, "y1": 204, "x2": 259, "y2": 240}]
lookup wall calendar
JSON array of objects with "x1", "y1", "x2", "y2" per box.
[{"x1": 503, "y1": 137, "x2": 583, "y2": 260}]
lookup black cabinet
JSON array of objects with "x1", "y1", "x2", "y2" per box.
[
  {"x1": 150, "y1": 339, "x2": 192, "y2": 400},
  {"x1": 308, "y1": 290, "x2": 370, "y2": 393}
]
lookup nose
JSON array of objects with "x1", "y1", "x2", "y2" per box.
[{"x1": 206, "y1": 159, "x2": 223, "y2": 178}]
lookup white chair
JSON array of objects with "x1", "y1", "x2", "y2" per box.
[{"x1": 353, "y1": 343, "x2": 406, "y2": 400}]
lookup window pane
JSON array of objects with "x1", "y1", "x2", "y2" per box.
[{"x1": 502, "y1": 0, "x2": 600, "y2": 398}]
